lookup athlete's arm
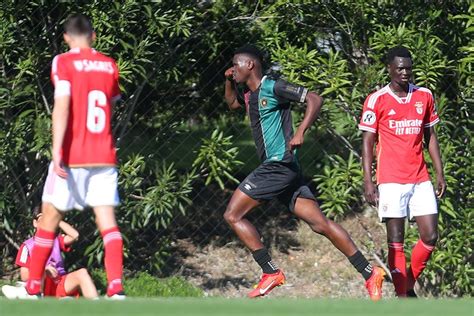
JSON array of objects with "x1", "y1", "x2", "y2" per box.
[
  {"x1": 224, "y1": 67, "x2": 241, "y2": 110},
  {"x1": 20, "y1": 267, "x2": 29, "y2": 282},
  {"x1": 290, "y1": 91, "x2": 323, "y2": 149},
  {"x1": 424, "y1": 126, "x2": 446, "y2": 198},
  {"x1": 362, "y1": 131, "x2": 379, "y2": 205},
  {"x1": 52, "y1": 95, "x2": 70, "y2": 178},
  {"x1": 59, "y1": 220, "x2": 79, "y2": 246}
]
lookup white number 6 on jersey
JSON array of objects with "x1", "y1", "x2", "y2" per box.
[{"x1": 87, "y1": 90, "x2": 107, "y2": 133}]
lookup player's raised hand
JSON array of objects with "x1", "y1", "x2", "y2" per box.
[
  {"x1": 364, "y1": 180, "x2": 379, "y2": 206},
  {"x1": 289, "y1": 131, "x2": 304, "y2": 149},
  {"x1": 45, "y1": 265, "x2": 58, "y2": 279},
  {"x1": 436, "y1": 175, "x2": 447, "y2": 198},
  {"x1": 224, "y1": 67, "x2": 234, "y2": 81}
]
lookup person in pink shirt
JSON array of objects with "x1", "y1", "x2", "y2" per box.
[{"x1": 1, "y1": 206, "x2": 98, "y2": 299}]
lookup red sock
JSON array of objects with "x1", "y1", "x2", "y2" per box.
[
  {"x1": 26, "y1": 228, "x2": 56, "y2": 294},
  {"x1": 101, "y1": 227, "x2": 124, "y2": 296},
  {"x1": 407, "y1": 239, "x2": 435, "y2": 290},
  {"x1": 388, "y1": 242, "x2": 407, "y2": 296}
]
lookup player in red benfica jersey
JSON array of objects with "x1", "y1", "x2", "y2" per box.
[
  {"x1": 17, "y1": 14, "x2": 125, "y2": 299},
  {"x1": 359, "y1": 46, "x2": 446, "y2": 297}
]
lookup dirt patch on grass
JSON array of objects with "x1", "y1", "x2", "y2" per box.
[{"x1": 174, "y1": 211, "x2": 397, "y2": 299}]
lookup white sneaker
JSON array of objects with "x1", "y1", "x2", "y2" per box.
[
  {"x1": 106, "y1": 292, "x2": 126, "y2": 300},
  {"x1": 1, "y1": 285, "x2": 40, "y2": 300}
]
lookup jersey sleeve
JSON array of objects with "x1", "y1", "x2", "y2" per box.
[
  {"x1": 15, "y1": 243, "x2": 30, "y2": 268},
  {"x1": 58, "y1": 235, "x2": 72, "y2": 253},
  {"x1": 273, "y1": 79, "x2": 308, "y2": 103},
  {"x1": 358, "y1": 94, "x2": 379, "y2": 133},
  {"x1": 424, "y1": 92, "x2": 440, "y2": 128},
  {"x1": 111, "y1": 60, "x2": 121, "y2": 104},
  {"x1": 51, "y1": 55, "x2": 71, "y2": 98}
]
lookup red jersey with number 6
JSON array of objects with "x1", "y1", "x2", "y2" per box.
[
  {"x1": 358, "y1": 84, "x2": 439, "y2": 184},
  {"x1": 51, "y1": 47, "x2": 120, "y2": 167}
]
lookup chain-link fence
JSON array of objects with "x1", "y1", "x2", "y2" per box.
[{"x1": 0, "y1": 1, "x2": 472, "y2": 297}]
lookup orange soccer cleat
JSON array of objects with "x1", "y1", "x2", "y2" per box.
[
  {"x1": 247, "y1": 270, "x2": 286, "y2": 298},
  {"x1": 365, "y1": 266, "x2": 386, "y2": 301}
]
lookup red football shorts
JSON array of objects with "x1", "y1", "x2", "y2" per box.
[{"x1": 43, "y1": 275, "x2": 80, "y2": 298}]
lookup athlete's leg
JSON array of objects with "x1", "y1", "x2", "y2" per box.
[
  {"x1": 38, "y1": 202, "x2": 64, "y2": 231},
  {"x1": 26, "y1": 202, "x2": 64, "y2": 295},
  {"x1": 93, "y1": 205, "x2": 123, "y2": 296},
  {"x1": 293, "y1": 197, "x2": 358, "y2": 256},
  {"x1": 225, "y1": 188, "x2": 284, "y2": 276},
  {"x1": 223, "y1": 188, "x2": 262, "y2": 251},
  {"x1": 386, "y1": 217, "x2": 407, "y2": 296},
  {"x1": 407, "y1": 214, "x2": 438, "y2": 292},
  {"x1": 63, "y1": 268, "x2": 99, "y2": 299},
  {"x1": 225, "y1": 189, "x2": 284, "y2": 298},
  {"x1": 94, "y1": 205, "x2": 118, "y2": 231},
  {"x1": 293, "y1": 197, "x2": 384, "y2": 300}
]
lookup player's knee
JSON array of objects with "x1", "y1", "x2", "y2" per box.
[
  {"x1": 77, "y1": 268, "x2": 90, "y2": 279},
  {"x1": 308, "y1": 219, "x2": 330, "y2": 235},
  {"x1": 421, "y1": 231, "x2": 438, "y2": 246},
  {"x1": 223, "y1": 205, "x2": 243, "y2": 225},
  {"x1": 387, "y1": 229, "x2": 404, "y2": 243},
  {"x1": 223, "y1": 208, "x2": 237, "y2": 225}
]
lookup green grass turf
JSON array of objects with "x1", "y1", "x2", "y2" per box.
[{"x1": 0, "y1": 298, "x2": 472, "y2": 316}]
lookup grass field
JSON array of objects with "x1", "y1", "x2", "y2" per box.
[{"x1": 0, "y1": 298, "x2": 472, "y2": 316}]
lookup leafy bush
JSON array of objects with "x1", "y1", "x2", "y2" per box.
[
  {"x1": 313, "y1": 152, "x2": 363, "y2": 220},
  {"x1": 193, "y1": 129, "x2": 243, "y2": 189},
  {"x1": 83, "y1": 155, "x2": 197, "y2": 273},
  {"x1": 0, "y1": 0, "x2": 471, "y2": 298}
]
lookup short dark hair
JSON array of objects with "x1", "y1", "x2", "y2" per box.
[
  {"x1": 386, "y1": 46, "x2": 412, "y2": 64},
  {"x1": 234, "y1": 44, "x2": 264, "y2": 64},
  {"x1": 64, "y1": 14, "x2": 94, "y2": 37},
  {"x1": 32, "y1": 205, "x2": 42, "y2": 220}
]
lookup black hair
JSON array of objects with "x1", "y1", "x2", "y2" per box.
[
  {"x1": 64, "y1": 14, "x2": 94, "y2": 37},
  {"x1": 386, "y1": 46, "x2": 412, "y2": 64},
  {"x1": 32, "y1": 205, "x2": 42, "y2": 220},
  {"x1": 234, "y1": 44, "x2": 265, "y2": 65}
]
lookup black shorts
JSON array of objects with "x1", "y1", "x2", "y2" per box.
[{"x1": 238, "y1": 161, "x2": 315, "y2": 212}]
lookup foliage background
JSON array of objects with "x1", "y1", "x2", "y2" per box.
[{"x1": 0, "y1": 0, "x2": 471, "y2": 297}]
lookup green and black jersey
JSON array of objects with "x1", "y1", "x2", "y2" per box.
[{"x1": 242, "y1": 76, "x2": 308, "y2": 164}]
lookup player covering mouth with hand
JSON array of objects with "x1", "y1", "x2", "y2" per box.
[{"x1": 224, "y1": 44, "x2": 386, "y2": 300}]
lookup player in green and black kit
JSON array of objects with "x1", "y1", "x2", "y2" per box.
[{"x1": 223, "y1": 45, "x2": 385, "y2": 300}]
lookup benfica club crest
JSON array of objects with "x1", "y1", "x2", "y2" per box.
[{"x1": 414, "y1": 101, "x2": 423, "y2": 115}]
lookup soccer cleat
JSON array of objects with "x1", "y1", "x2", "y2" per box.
[
  {"x1": 365, "y1": 266, "x2": 386, "y2": 301},
  {"x1": 406, "y1": 289, "x2": 418, "y2": 298},
  {"x1": 106, "y1": 291, "x2": 126, "y2": 300},
  {"x1": 1, "y1": 285, "x2": 40, "y2": 300},
  {"x1": 247, "y1": 270, "x2": 286, "y2": 298}
]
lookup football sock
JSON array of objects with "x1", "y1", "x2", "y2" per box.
[
  {"x1": 101, "y1": 227, "x2": 124, "y2": 296},
  {"x1": 388, "y1": 242, "x2": 407, "y2": 296},
  {"x1": 348, "y1": 250, "x2": 373, "y2": 281},
  {"x1": 27, "y1": 228, "x2": 56, "y2": 294},
  {"x1": 407, "y1": 239, "x2": 435, "y2": 290},
  {"x1": 252, "y1": 248, "x2": 279, "y2": 274}
]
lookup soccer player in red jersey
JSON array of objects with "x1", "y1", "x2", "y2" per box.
[
  {"x1": 224, "y1": 45, "x2": 385, "y2": 300},
  {"x1": 11, "y1": 14, "x2": 125, "y2": 299},
  {"x1": 359, "y1": 46, "x2": 446, "y2": 297},
  {"x1": 1, "y1": 206, "x2": 98, "y2": 299}
]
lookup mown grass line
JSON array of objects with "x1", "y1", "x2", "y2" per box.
[{"x1": 0, "y1": 298, "x2": 472, "y2": 316}]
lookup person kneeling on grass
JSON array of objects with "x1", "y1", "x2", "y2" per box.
[{"x1": 1, "y1": 206, "x2": 98, "y2": 299}]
